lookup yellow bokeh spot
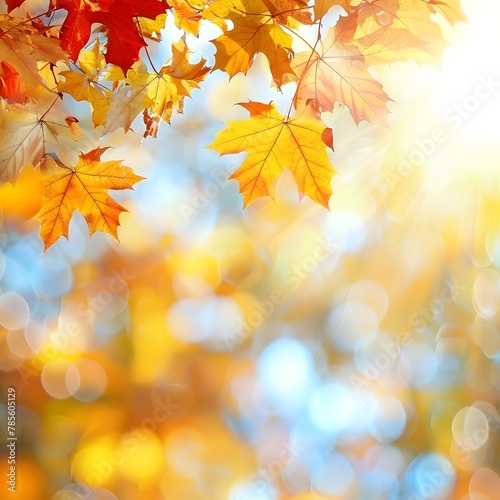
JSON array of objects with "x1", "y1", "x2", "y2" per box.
[
  {"x1": 0, "y1": 164, "x2": 43, "y2": 219},
  {"x1": 117, "y1": 430, "x2": 164, "y2": 482},
  {"x1": 72, "y1": 434, "x2": 121, "y2": 488}
]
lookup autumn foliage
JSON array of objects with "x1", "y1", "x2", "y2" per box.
[{"x1": 0, "y1": 0, "x2": 464, "y2": 249}]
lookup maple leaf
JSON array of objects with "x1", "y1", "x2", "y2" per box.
[
  {"x1": 0, "y1": 15, "x2": 66, "y2": 97},
  {"x1": 349, "y1": 0, "x2": 448, "y2": 64},
  {"x1": 102, "y1": 78, "x2": 151, "y2": 136},
  {"x1": 104, "y1": 39, "x2": 208, "y2": 136},
  {"x1": 1, "y1": 0, "x2": 465, "y2": 247},
  {"x1": 286, "y1": 26, "x2": 391, "y2": 125},
  {"x1": 204, "y1": 0, "x2": 294, "y2": 85},
  {"x1": 0, "y1": 100, "x2": 83, "y2": 183},
  {"x1": 36, "y1": 148, "x2": 144, "y2": 251},
  {"x1": 135, "y1": 13, "x2": 168, "y2": 40},
  {"x1": 0, "y1": 61, "x2": 28, "y2": 103},
  {"x1": 262, "y1": 0, "x2": 313, "y2": 27},
  {"x1": 5, "y1": 0, "x2": 25, "y2": 11},
  {"x1": 168, "y1": 0, "x2": 206, "y2": 35},
  {"x1": 314, "y1": 0, "x2": 352, "y2": 21},
  {"x1": 47, "y1": 0, "x2": 169, "y2": 72},
  {"x1": 57, "y1": 41, "x2": 111, "y2": 127},
  {"x1": 207, "y1": 101, "x2": 336, "y2": 207},
  {"x1": 424, "y1": 0, "x2": 466, "y2": 25},
  {"x1": 141, "y1": 38, "x2": 209, "y2": 137},
  {"x1": 354, "y1": 0, "x2": 399, "y2": 31}
]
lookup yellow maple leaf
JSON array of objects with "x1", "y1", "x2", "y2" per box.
[
  {"x1": 207, "y1": 101, "x2": 336, "y2": 207},
  {"x1": 58, "y1": 41, "x2": 111, "y2": 127},
  {"x1": 286, "y1": 26, "x2": 391, "y2": 125},
  {"x1": 135, "y1": 13, "x2": 168, "y2": 40},
  {"x1": 168, "y1": 0, "x2": 206, "y2": 35},
  {"x1": 351, "y1": 0, "x2": 448, "y2": 64},
  {"x1": 104, "y1": 39, "x2": 208, "y2": 137},
  {"x1": 204, "y1": 0, "x2": 294, "y2": 85},
  {"x1": 354, "y1": 0, "x2": 400, "y2": 32},
  {"x1": 36, "y1": 148, "x2": 144, "y2": 251},
  {"x1": 142, "y1": 38, "x2": 209, "y2": 137},
  {"x1": 314, "y1": 0, "x2": 352, "y2": 21},
  {"x1": 423, "y1": 0, "x2": 466, "y2": 25}
]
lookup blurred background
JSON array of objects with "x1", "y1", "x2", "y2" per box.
[{"x1": 2, "y1": 0, "x2": 500, "y2": 498}]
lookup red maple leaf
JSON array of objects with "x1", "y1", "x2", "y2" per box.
[
  {"x1": 8, "y1": 0, "x2": 169, "y2": 73},
  {"x1": 0, "y1": 61, "x2": 28, "y2": 103},
  {"x1": 5, "y1": 0, "x2": 25, "y2": 11}
]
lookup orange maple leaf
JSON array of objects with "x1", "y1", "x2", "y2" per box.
[
  {"x1": 207, "y1": 101, "x2": 336, "y2": 207},
  {"x1": 0, "y1": 60, "x2": 27, "y2": 103},
  {"x1": 36, "y1": 148, "x2": 144, "y2": 251},
  {"x1": 0, "y1": 15, "x2": 66, "y2": 97},
  {"x1": 287, "y1": 25, "x2": 391, "y2": 125},
  {"x1": 262, "y1": 0, "x2": 313, "y2": 26}
]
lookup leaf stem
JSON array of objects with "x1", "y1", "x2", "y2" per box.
[{"x1": 283, "y1": 23, "x2": 322, "y2": 119}]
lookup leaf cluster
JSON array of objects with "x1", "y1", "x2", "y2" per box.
[{"x1": 0, "y1": 0, "x2": 464, "y2": 249}]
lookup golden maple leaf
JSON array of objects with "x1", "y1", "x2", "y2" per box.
[
  {"x1": 135, "y1": 13, "x2": 168, "y2": 40},
  {"x1": 314, "y1": 0, "x2": 352, "y2": 20},
  {"x1": 207, "y1": 101, "x2": 336, "y2": 207},
  {"x1": 36, "y1": 148, "x2": 144, "y2": 251},
  {"x1": 58, "y1": 41, "x2": 111, "y2": 127},
  {"x1": 204, "y1": 0, "x2": 294, "y2": 85},
  {"x1": 168, "y1": 0, "x2": 206, "y2": 35}
]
